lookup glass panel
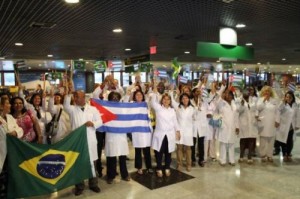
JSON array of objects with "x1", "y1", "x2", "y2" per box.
[
  {"x1": 4, "y1": 72, "x2": 15, "y2": 86},
  {"x1": 123, "y1": 72, "x2": 130, "y2": 87},
  {"x1": 94, "y1": 73, "x2": 103, "y2": 83},
  {"x1": 113, "y1": 72, "x2": 121, "y2": 86}
]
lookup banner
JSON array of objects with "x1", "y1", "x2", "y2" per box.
[
  {"x1": 90, "y1": 99, "x2": 152, "y2": 134},
  {"x1": 7, "y1": 126, "x2": 93, "y2": 198}
]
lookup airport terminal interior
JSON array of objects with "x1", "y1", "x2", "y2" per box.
[{"x1": 1, "y1": 1, "x2": 300, "y2": 199}]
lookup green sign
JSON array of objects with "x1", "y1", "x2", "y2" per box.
[
  {"x1": 73, "y1": 60, "x2": 85, "y2": 70},
  {"x1": 197, "y1": 42, "x2": 254, "y2": 60}
]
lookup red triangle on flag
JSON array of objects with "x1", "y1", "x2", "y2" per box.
[{"x1": 90, "y1": 99, "x2": 117, "y2": 123}]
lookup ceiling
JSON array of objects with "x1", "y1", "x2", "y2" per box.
[{"x1": 1, "y1": 0, "x2": 300, "y2": 68}]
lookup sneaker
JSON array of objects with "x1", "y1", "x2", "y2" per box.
[
  {"x1": 156, "y1": 170, "x2": 163, "y2": 177},
  {"x1": 165, "y1": 169, "x2": 171, "y2": 177},
  {"x1": 176, "y1": 165, "x2": 182, "y2": 171},
  {"x1": 267, "y1": 157, "x2": 273, "y2": 162},
  {"x1": 74, "y1": 188, "x2": 84, "y2": 196},
  {"x1": 186, "y1": 167, "x2": 191, "y2": 172},
  {"x1": 238, "y1": 158, "x2": 244, "y2": 163},
  {"x1": 229, "y1": 163, "x2": 235, "y2": 166},
  {"x1": 107, "y1": 178, "x2": 114, "y2": 184},
  {"x1": 287, "y1": 156, "x2": 293, "y2": 162},
  {"x1": 198, "y1": 161, "x2": 205, "y2": 167},
  {"x1": 283, "y1": 156, "x2": 288, "y2": 162},
  {"x1": 261, "y1": 156, "x2": 267, "y2": 162},
  {"x1": 219, "y1": 162, "x2": 226, "y2": 167}
]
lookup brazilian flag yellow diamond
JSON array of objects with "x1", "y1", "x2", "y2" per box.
[{"x1": 19, "y1": 149, "x2": 79, "y2": 185}]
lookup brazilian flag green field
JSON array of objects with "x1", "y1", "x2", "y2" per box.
[{"x1": 6, "y1": 126, "x2": 93, "y2": 198}]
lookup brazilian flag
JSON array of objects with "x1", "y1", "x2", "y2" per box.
[{"x1": 6, "y1": 126, "x2": 93, "y2": 198}]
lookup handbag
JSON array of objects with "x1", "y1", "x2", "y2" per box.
[
  {"x1": 209, "y1": 114, "x2": 222, "y2": 128},
  {"x1": 46, "y1": 108, "x2": 62, "y2": 138}
]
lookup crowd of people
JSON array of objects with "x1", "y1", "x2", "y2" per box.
[{"x1": 0, "y1": 73, "x2": 299, "y2": 197}]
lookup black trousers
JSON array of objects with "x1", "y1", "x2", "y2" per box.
[
  {"x1": 240, "y1": 138, "x2": 256, "y2": 159},
  {"x1": 278, "y1": 129, "x2": 294, "y2": 156},
  {"x1": 0, "y1": 158, "x2": 7, "y2": 199},
  {"x1": 75, "y1": 160, "x2": 98, "y2": 190},
  {"x1": 96, "y1": 131, "x2": 105, "y2": 175},
  {"x1": 191, "y1": 136, "x2": 205, "y2": 163},
  {"x1": 154, "y1": 136, "x2": 172, "y2": 170},
  {"x1": 134, "y1": 147, "x2": 152, "y2": 170},
  {"x1": 106, "y1": 156, "x2": 128, "y2": 180}
]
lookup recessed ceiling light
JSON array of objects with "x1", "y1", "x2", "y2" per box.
[
  {"x1": 47, "y1": 54, "x2": 53, "y2": 57},
  {"x1": 38, "y1": 64, "x2": 42, "y2": 66},
  {"x1": 65, "y1": 0, "x2": 79, "y2": 3},
  {"x1": 15, "y1": 43, "x2": 23, "y2": 46},
  {"x1": 282, "y1": 58, "x2": 286, "y2": 61},
  {"x1": 79, "y1": 58, "x2": 83, "y2": 61},
  {"x1": 28, "y1": 67, "x2": 31, "y2": 69},
  {"x1": 236, "y1": 24, "x2": 246, "y2": 28},
  {"x1": 86, "y1": 61, "x2": 89, "y2": 64},
  {"x1": 257, "y1": 62, "x2": 261, "y2": 65},
  {"x1": 184, "y1": 51, "x2": 190, "y2": 54},
  {"x1": 245, "y1": 43, "x2": 252, "y2": 46},
  {"x1": 216, "y1": 60, "x2": 220, "y2": 63},
  {"x1": 113, "y1": 28, "x2": 122, "y2": 33},
  {"x1": 125, "y1": 48, "x2": 131, "y2": 51}
]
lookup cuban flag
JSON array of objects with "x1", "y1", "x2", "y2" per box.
[
  {"x1": 178, "y1": 75, "x2": 188, "y2": 83},
  {"x1": 288, "y1": 83, "x2": 296, "y2": 92},
  {"x1": 230, "y1": 75, "x2": 243, "y2": 83},
  {"x1": 90, "y1": 99, "x2": 151, "y2": 133},
  {"x1": 154, "y1": 70, "x2": 168, "y2": 78},
  {"x1": 246, "y1": 71, "x2": 257, "y2": 77}
]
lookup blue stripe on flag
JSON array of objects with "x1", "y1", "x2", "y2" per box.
[
  {"x1": 98, "y1": 99, "x2": 147, "y2": 108},
  {"x1": 288, "y1": 83, "x2": 296, "y2": 92},
  {"x1": 98, "y1": 126, "x2": 151, "y2": 133},
  {"x1": 116, "y1": 114, "x2": 149, "y2": 121}
]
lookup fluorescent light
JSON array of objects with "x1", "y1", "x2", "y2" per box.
[
  {"x1": 113, "y1": 28, "x2": 122, "y2": 33},
  {"x1": 282, "y1": 58, "x2": 286, "y2": 61},
  {"x1": 125, "y1": 48, "x2": 131, "y2": 51},
  {"x1": 245, "y1": 43, "x2": 252, "y2": 46},
  {"x1": 47, "y1": 54, "x2": 53, "y2": 57},
  {"x1": 15, "y1": 43, "x2": 23, "y2": 46},
  {"x1": 65, "y1": 0, "x2": 79, "y2": 3},
  {"x1": 0, "y1": 57, "x2": 5, "y2": 59},
  {"x1": 184, "y1": 51, "x2": 190, "y2": 54},
  {"x1": 236, "y1": 24, "x2": 246, "y2": 28},
  {"x1": 257, "y1": 62, "x2": 261, "y2": 65},
  {"x1": 79, "y1": 58, "x2": 83, "y2": 61}
]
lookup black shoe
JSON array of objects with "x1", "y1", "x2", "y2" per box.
[
  {"x1": 107, "y1": 178, "x2": 114, "y2": 184},
  {"x1": 74, "y1": 188, "x2": 84, "y2": 196},
  {"x1": 89, "y1": 186, "x2": 101, "y2": 193},
  {"x1": 191, "y1": 162, "x2": 196, "y2": 167},
  {"x1": 273, "y1": 151, "x2": 280, "y2": 156},
  {"x1": 198, "y1": 161, "x2": 205, "y2": 167},
  {"x1": 126, "y1": 156, "x2": 130, "y2": 160}
]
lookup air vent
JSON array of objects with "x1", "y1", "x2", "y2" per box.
[{"x1": 29, "y1": 22, "x2": 56, "y2": 29}]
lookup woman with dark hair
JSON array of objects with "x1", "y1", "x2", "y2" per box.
[
  {"x1": 215, "y1": 90, "x2": 239, "y2": 166},
  {"x1": 173, "y1": 93, "x2": 195, "y2": 171},
  {"x1": 130, "y1": 90, "x2": 153, "y2": 174},
  {"x1": 276, "y1": 91, "x2": 299, "y2": 162},
  {"x1": 0, "y1": 96, "x2": 23, "y2": 199},
  {"x1": 48, "y1": 89, "x2": 71, "y2": 143},
  {"x1": 10, "y1": 97, "x2": 42, "y2": 143},
  {"x1": 105, "y1": 91, "x2": 131, "y2": 184}
]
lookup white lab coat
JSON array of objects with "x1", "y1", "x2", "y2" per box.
[
  {"x1": 215, "y1": 99, "x2": 239, "y2": 144},
  {"x1": 0, "y1": 114, "x2": 24, "y2": 172},
  {"x1": 48, "y1": 97, "x2": 72, "y2": 143},
  {"x1": 175, "y1": 105, "x2": 195, "y2": 146},
  {"x1": 105, "y1": 132, "x2": 129, "y2": 156},
  {"x1": 237, "y1": 101, "x2": 258, "y2": 138},
  {"x1": 276, "y1": 102, "x2": 299, "y2": 143},
  {"x1": 64, "y1": 94, "x2": 103, "y2": 161},
  {"x1": 256, "y1": 97, "x2": 280, "y2": 137},
  {"x1": 150, "y1": 94, "x2": 179, "y2": 152},
  {"x1": 191, "y1": 99, "x2": 209, "y2": 139}
]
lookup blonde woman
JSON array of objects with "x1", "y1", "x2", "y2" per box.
[{"x1": 256, "y1": 86, "x2": 280, "y2": 162}]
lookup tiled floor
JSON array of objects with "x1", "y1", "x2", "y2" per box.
[{"x1": 28, "y1": 135, "x2": 300, "y2": 199}]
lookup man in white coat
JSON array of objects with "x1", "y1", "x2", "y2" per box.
[{"x1": 64, "y1": 90, "x2": 103, "y2": 196}]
